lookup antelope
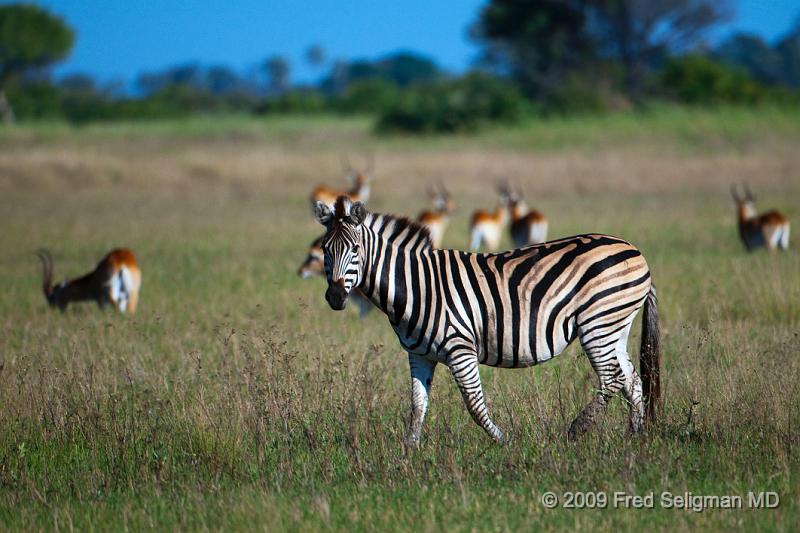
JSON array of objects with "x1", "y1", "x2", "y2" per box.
[
  {"x1": 731, "y1": 184, "x2": 790, "y2": 251},
  {"x1": 468, "y1": 184, "x2": 511, "y2": 251},
  {"x1": 36, "y1": 248, "x2": 141, "y2": 313},
  {"x1": 502, "y1": 183, "x2": 549, "y2": 247},
  {"x1": 298, "y1": 235, "x2": 373, "y2": 317},
  {"x1": 416, "y1": 183, "x2": 456, "y2": 248},
  {"x1": 309, "y1": 154, "x2": 373, "y2": 210}
]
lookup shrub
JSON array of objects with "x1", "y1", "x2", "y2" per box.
[
  {"x1": 336, "y1": 79, "x2": 399, "y2": 114},
  {"x1": 659, "y1": 55, "x2": 765, "y2": 105},
  {"x1": 255, "y1": 89, "x2": 328, "y2": 114},
  {"x1": 376, "y1": 72, "x2": 526, "y2": 134},
  {"x1": 6, "y1": 81, "x2": 62, "y2": 119}
]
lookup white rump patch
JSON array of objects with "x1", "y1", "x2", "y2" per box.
[{"x1": 110, "y1": 266, "x2": 136, "y2": 313}]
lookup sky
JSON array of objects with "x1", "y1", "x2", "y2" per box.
[{"x1": 9, "y1": 0, "x2": 800, "y2": 84}]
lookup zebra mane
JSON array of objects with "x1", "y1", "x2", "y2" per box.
[
  {"x1": 367, "y1": 212, "x2": 433, "y2": 250},
  {"x1": 330, "y1": 196, "x2": 433, "y2": 249}
]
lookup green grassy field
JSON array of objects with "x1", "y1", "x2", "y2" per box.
[{"x1": 1, "y1": 109, "x2": 798, "y2": 531}]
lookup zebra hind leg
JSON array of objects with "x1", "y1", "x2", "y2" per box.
[
  {"x1": 568, "y1": 325, "x2": 629, "y2": 440},
  {"x1": 448, "y1": 348, "x2": 505, "y2": 444}
]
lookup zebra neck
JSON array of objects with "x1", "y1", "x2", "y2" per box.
[{"x1": 358, "y1": 214, "x2": 435, "y2": 324}]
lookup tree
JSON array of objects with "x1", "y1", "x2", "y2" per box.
[
  {"x1": 591, "y1": 0, "x2": 733, "y2": 102},
  {"x1": 775, "y1": 21, "x2": 800, "y2": 88},
  {"x1": 472, "y1": 0, "x2": 732, "y2": 104},
  {"x1": 263, "y1": 56, "x2": 290, "y2": 96},
  {"x1": 0, "y1": 3, "x2": 74, "y2": 122},
  {"x1": 305, "y1": 44, "x2": 326, "y2": 69},
  {"x1": 716, "y1": 33, "x2": 782, "y2": 85},
  {"x1": 471, "y1": 0, "x2": 593, "y2": 99},
  {"x1": 319, "y1": 52, "x2": 441, "y2": 95}
]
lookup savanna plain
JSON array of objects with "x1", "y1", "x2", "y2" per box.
[{"x1": 1, "y1": 108, "x2": 798, "y2": 531}]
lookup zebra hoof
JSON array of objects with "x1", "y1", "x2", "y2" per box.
[
  {"x1": 567, "y1": 419, "x2": 589, "y2": 441},
  {"x1": 403, "y1": 435, "x2": 421, "y2": 453}
]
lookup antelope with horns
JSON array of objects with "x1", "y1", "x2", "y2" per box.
[
  {"x1": 468, "y1": 184, "x2": 511, "y2": 251},
  {"x1": 501, "y1": 182, "x2": 549, "y2": 247},
  {"x1": 416, "y1": 183, "x2": 456, "y2": 249},
  {"x1": 309, "y1": 153, "x2": 373, "y2": 210},
  {"x1": 36, "y1": 248, "x2": 141, "y2": 313},
  {"x1": 298, "y1": 235, "x2": 373, "y2": 317},
  {"x1": 731, "y1": 184, "x2": 790, "y2": 251}
]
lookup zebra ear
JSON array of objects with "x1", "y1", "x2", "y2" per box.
[
  {"x1": 314, "y1": 201, "x2": 333, "y2": 226},
  {"x1": 350, "y1": 202, "x2": 367, "y2": 225}
]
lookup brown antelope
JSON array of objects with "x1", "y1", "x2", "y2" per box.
[
  {"x1": 416, "y1": 183, "x2": 456, "y2": 249},
  {"x1": 731, "y1": 184, "x2": 790, "y2": 252},
  {"x1": 298, "y1": 235, "x2": 373, "y2": 317},
  {"x1": 309, "y1": 154, "x2": 373, "y2": 210},
  {"x1": 502, "y1": 183, "x2": 548, "y2": 247},
  {"x1": 36, "y1": 248, "x2": 141, "y2": 313},
  {"x1": 468, "y1": 184, "x2": 511, "y2": 251}
]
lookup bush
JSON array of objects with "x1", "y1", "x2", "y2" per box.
[
  {"x1": 545, "y1": 74, "x2": 617, "y2": 114},
  {"x1": 659, "y1": 55, "x2": 765, "y2": 105},
  {"x1": 335, "y1": 79, "x2": 399, "y2": 114},
  {"x1": 376, "y1": 72, "x2": 526, "y2": 133},
  {"x1": 6, "y1": 81, "x2": 62, "y2": 119},
  {"x1": 255, "y1": 89, "x2": 328, "y2": 114}
]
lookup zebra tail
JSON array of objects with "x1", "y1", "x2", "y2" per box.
[{"x1": 640, "y1": 283, "x2": 661, "y2": 427}]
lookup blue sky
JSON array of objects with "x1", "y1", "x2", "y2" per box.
[{"x1": 10, "y1": 0, "x2": 800, "y2": 83}]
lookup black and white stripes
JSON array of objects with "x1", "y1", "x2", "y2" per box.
[{"x1": 314, "y1": 196, "x2": 661, "y2": 444}]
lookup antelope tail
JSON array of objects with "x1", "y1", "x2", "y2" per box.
[{"x1": 35, "y1": 249, "x2": 54, "y2": 299}]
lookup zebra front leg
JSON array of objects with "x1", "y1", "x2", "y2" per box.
[
  {"x1": 406, "y1": 353, "x2": 437, "y2": 448},
  {"x1": 448, "y1": 350, "x2": 505, "y2": 444}
]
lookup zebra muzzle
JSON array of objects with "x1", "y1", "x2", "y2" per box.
[{"x1": 325, "y1": 281, "x2": 348, "y2": 310}]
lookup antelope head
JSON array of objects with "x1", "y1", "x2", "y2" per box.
[
  {"x1": 429, "y1": 182, "x2": 456, "y2": 215},
  {"x1": 731, "y1": 183, "x2": 757, "y2": 220}
]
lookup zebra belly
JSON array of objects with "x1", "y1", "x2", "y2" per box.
[{"x1": 481, "y1": 325, "x2": 574, "y2": 368}]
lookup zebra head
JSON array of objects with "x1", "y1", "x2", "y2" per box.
[{"x1": 314, "y1": 196, "x2": 368, "y2": 311}]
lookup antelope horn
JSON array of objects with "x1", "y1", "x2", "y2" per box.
[
  {"x1": 366, "y1": 151, "x2": 375, "y2": 175},
  {"x1": 744, "y1": 183, "x2": 755, "y2": 201},
  {"x1": 35, "y1": 249, "x2": 54, "y2": 298},
  {"x1": 730, "y1": 184, "x2": 740, "y2": 201},
  {"x1": 340, "y1": 154, "x2": 353, "y2": 174}
]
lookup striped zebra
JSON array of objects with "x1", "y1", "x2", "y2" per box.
[{"x1": 315, "y1": 196, "x2": 661, "y2": 445}]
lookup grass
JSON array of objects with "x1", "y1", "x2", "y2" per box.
[{"x1": 1, "y1": 109, "x2": 799, "y2": 531}]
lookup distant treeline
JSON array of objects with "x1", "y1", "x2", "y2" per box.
[{"x1": 2, "y1": 1, "x2": 800, "y2": 133}]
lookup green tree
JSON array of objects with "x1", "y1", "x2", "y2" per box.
[
  {"x1": 473, "y1": 0, "x2": 731, "y2": 104},
  {"x1": 263, "y1": 56, "x2": 290, "y2": 96},
  {"x1": 776, "y1": 21, "x2": 800, "y2": 88},
  {"x1": 471, "y1": 0, "x2": 593, "y2": 100},
  {"x1": 0, "y1": 3, "x2": 74, "y2": 122},
  {"x1": 716, "y1": 33, "x2": 782, "y2": 85}
]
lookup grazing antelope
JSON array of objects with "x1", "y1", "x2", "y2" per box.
[
  {"x1": 468, "y1": 184, "x2": 511, "y2": 251},
  {"x1": 731, "y1": 184, "x2": 790, "y2": 252},
  {"x1": 416, "y1": 183, "x2": 456, "y2": 248},
  {"x1": 502, "y1": 183, "x2": 549, "y2": 247},
  {"x1": 309, "y1": 154, "x2": 373, "y2": 210},
  {"x1": 314, "y1": 197, "x2": 660, "y2": 445},
  {"x1": 298, "y1": 235, "x2": 373, "y2": 317},
  {"x1": 36, "y1": 248, "x2": 141, "y2": 313}
]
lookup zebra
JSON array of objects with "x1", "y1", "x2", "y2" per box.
[{"x1": 314, "y1": 196, "x2": 661, "y2": 445}]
